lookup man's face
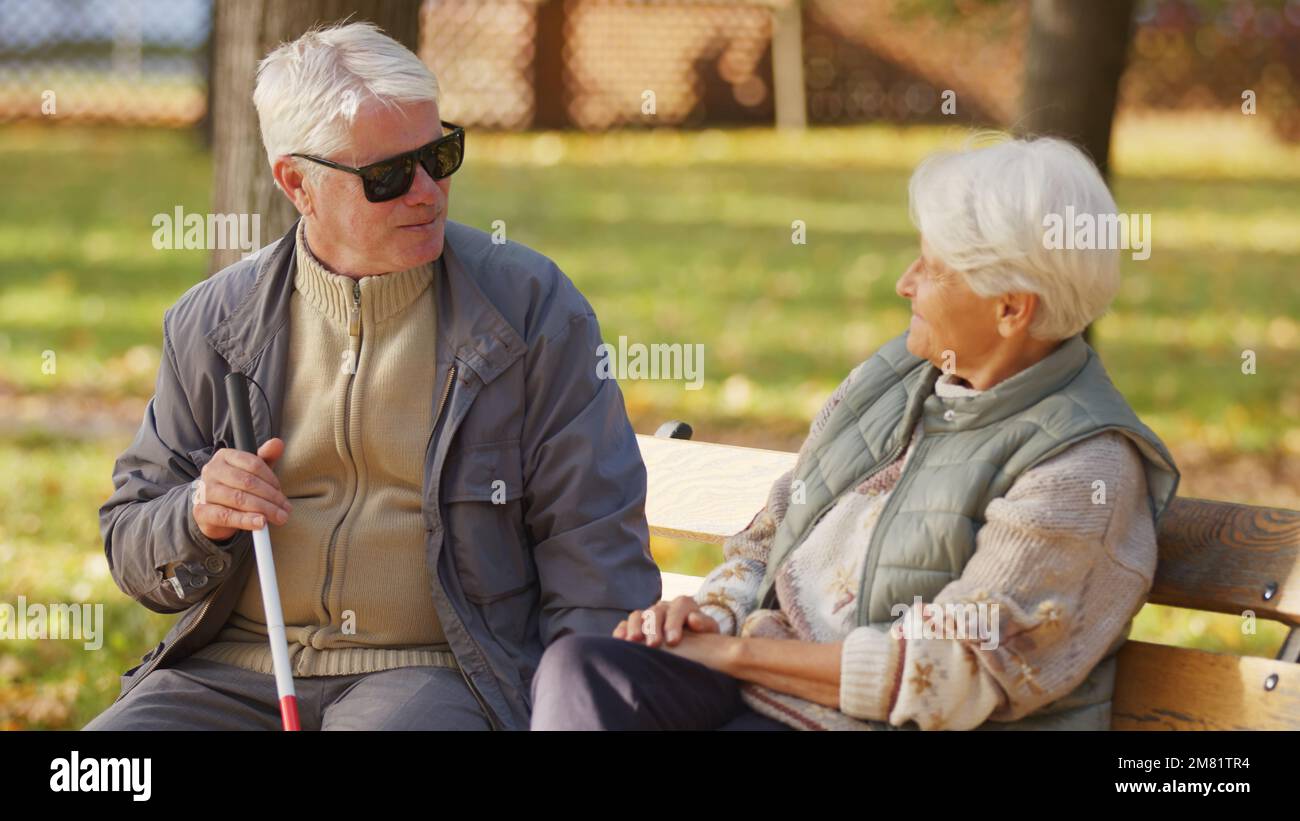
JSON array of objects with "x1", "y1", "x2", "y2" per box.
[{"x1": 301, "y1": 98, "x2": 451, "y2": 276}]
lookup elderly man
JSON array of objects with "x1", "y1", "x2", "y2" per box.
[
  {"x1": 83, "y1": 21, "x2": 659, "y2": 731},
  {"x1": 531, "y1": 135, "x2": 1181, "y2": 731}
]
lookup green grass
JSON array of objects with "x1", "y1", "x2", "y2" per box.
[
  {"x1": 0, "y1": 118, "x2": 1296, "y2": 728},
  {"x1": 0, "y1": 434, "x2": 176, "y2": 729}
]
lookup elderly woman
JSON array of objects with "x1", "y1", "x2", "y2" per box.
[{"x1": 529, "y1": 135, "x2": 1181, "y2": 731}]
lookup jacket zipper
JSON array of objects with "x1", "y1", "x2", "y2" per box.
[
  {"x1": 115, "y1": 580, "x2": 221, "y2": 704},
  {"x1": 321, "y1": 280, "x2": 363, "y2": 622},
  {"x1": 432, "y1": 365, "x2": 456, "y2": 440},
  {"x1": 425, "y1": 364, "x2": 501, "y2": 730}
]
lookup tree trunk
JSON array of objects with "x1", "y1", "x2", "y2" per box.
[
  {"x1": 208, "y1": 0, "x2": 423, "y2": 274},
  {"x1": 1018, "y1": 0, "x2": 1135, "y2": 346},
  {"x1": 1020, "y1": 0, "x2": 1134, "y2": 177},
  {"x1": 532, "y1": 0, "x2": 569, "y2": 129}
]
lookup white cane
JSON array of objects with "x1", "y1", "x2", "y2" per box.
[{"x1": 225, "y1": 371, "x2": 300, "y2": 731}]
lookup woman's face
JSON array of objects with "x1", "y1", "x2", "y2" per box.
[{"x1": 894, "y1": 237, "x2": 1005, "y2": 371}]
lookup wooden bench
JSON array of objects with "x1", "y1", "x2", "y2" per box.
[{"x1": 638, "y1": 427, "x2": 1300, "y2": 730}]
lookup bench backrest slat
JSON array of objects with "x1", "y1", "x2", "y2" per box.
[
  {"x1": 639, "y1": 434, "x2": 795, "y2": 544},
  {"x1": 1151, "y1": 497, "x2": 1300, "y2": 626},
  {"x1": 1113, "y1": 641, "x2": 1300, "y2": 729}
]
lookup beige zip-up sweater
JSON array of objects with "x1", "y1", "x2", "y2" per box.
[
  {"x1": 192, "y1": 221, "x2": 458, "y2": 676},
  {"x1": 695, "y1": 366, "x2": 1157, "y2": 730}
]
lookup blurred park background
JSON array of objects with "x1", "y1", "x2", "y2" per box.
[{"x1": 1, "y1": 0, "x2": 1298, "y2": 728}]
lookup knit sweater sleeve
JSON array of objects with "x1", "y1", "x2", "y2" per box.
[
  {"x1": 692, "y1": 361, "x2": 866, "y2": 636},
  {"x1": 837, "y1": 430, "x2": 1158, "y2": 730}
]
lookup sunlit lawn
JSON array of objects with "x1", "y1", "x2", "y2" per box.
[{"x1": 1, "y1": 116, "x2": 1296, "y2": 727}]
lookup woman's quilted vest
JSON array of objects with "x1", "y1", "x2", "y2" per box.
[{"x1": 756, "y1": 331, "x2": 1181, "y2": 729}]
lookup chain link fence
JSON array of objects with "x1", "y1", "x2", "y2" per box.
[
  {"x1": 0, "y1": 0, "x2": 210, "y2": 125},
  {"x1": 1, "y1": 0, "x2": 1297, "y2": 137}
]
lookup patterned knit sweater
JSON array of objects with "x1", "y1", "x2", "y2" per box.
[{"x1": 694, "y1": 363, "x2": 1158, "y2": 731}]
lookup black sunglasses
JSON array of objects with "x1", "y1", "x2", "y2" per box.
[{"x1": 291, "y1": 120, "x2": 465, "y2": 203}]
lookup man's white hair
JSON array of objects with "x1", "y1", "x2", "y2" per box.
[
  {"x1": 253, "y1": 20, "x2": 441, "y2": 188},
  {"x1": 907, "y1": 133, "x2": 1122, "y2": 341}
]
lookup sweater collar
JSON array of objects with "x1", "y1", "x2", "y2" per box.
[
  {"x1": 205, "y1": 217, "x2": 525, "y2": 391},
  {"x1": 934, "y1": 371, "x2": 982, "y2": 398},
  {"x1": 292, "y1": 219, "x2": 434, "y2": 327}
]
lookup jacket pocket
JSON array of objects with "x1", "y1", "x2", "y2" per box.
[
  {"x1": 441, "y1": 440, "x2": 534, "y2": 603},
  {"x1": 442, "y1": 439, "x2": 523, "y2": 504}
]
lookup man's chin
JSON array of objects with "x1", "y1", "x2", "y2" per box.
[{"x1": 394, "y1": 223, "x2": 445, "y2": 266}]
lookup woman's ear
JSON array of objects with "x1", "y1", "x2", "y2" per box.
[{"x1": 996, "y1": 292, "x2": 1038, "y2": 337}]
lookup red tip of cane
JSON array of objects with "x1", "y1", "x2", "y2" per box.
[{"x1": 280, "y1": 694, "x2": 301, "y2": 731}]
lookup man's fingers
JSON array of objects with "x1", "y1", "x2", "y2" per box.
[
  {"x1": 642, "y1": 602, "x2": 673, "y2": 647},
  {"x1": 219, "y1": 447, "x2": 283, "y2": 492},
  {"x1": 641, "y1": 607, "x2": 660, "y2": 646},
  {"x1": 200, "y1": 481, "x2": 290, "y2": 526},
  {"x1": 204, "y1": 460, "x2": 291, "y2": 513},
  {"x1": 194, "y1": 502, "x2": 266, "y2": 533},
  {"x1": 626, "y1": 610, "x2": 644, "y2": 643},
  {"x1": 664, "y1": 596, "x2": 698, "y2": 644},
  {"x1": 613, "y1": 620, "x2": 628, "y2": 639},
  {"x1": 257, "y1": 437, "x2": 286, "y2": 467}
]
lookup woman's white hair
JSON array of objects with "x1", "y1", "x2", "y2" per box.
[
  {"x1": 907, "y1": 133, "x2": 1122, "y2": 341},
  {"x1": 253, "y1": 20, "x2": 441, "y2": 188}
]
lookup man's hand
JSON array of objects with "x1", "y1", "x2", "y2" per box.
[
  {"x1": 192, "y1": 437, "x2": 291, "y2": 542},
  {"x1": 613, "y1": 595, "x2": 720, "y2": 647}
]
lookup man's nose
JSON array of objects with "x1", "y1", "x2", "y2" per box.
[{"x1": 402, "y1": 161, "x2": 440, "y2": 207}]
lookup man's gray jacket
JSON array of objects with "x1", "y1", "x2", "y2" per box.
[{"x1": 99, "y1": 217, "x2": 661, "y2": 730}]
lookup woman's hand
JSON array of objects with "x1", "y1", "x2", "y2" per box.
[
  {"x1": 613, "y1": 595, "x2": 720, "y2": 647},
  {"x1": 658, "y1": 631, "x2": 739, "y2": 673}
]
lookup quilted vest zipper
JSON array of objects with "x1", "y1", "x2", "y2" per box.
[
  {"x1": 852, "y1": 428, "x2": 929, "y2": 626},
  {"x1": 764, "y1": 426, "x2": 914, "y2": 610},
  {"x1": 762, "y1": 371, "x2": 935, "y2": 610}
]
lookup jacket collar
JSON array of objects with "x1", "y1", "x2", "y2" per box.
[
  {"x1": 205, "y1": 217, "x2": 525, "y2": 385},
  {"x1": 919, "y1": 332, "x2": 1091, "y2": 432}
]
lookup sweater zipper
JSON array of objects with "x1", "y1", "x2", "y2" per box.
[
  {"x1": 120, "y1": 282, "x2": 368, "y2": 700},
  {"x1": 348, "y1": 279, "x2": 361, "y2": 337},
  {"x1": 321, "y1": 279, "x2": 363, "y2": 623},
  {"x1": 425, "y1": 364, "x2": 501, "y2": 730}
]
